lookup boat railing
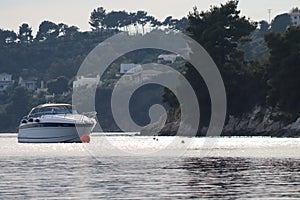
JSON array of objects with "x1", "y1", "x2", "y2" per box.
[
  {"x1": 28, "y1": 112, "x2": 67, "y2": 118},
  {"x1": 82, "y1": 111, "x2": 97, "y2": 118},
  {"x1": 26, "y1": 111, "x2": 97, "y2": 121}
]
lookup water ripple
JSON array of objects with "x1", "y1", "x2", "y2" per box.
[{"x1": 0, "y1": 157, "x2": 299, "y2": 199}]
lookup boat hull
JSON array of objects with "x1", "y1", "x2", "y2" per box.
[{"x1": 18, "y1": 123, "x2": 94, "y2": 143}]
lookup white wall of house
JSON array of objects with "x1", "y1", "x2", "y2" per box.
[
  {"x1": 73, "y1": 75, "x2": 100, "y2": 88},
  {"x1": 157, "y1": 54, "x2": 179, "y2": 64},
  {"x1": 18, "y1": 77, "x2": 38, "y2": 91},
  {"x1": 290, "y1": 8, "x2": 300, "y2": 26},
  {"x1": 120, "y1": 64, "x2": 142, "y2": 74},
  {"x1": 0, "y1": 73, "x2": 14, "y2": 91},
  {"x1": 0, "y1": 73, "x2": 12, "y2": 82}
]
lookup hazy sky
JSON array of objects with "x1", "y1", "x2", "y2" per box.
[{"x1": 1, "y1": 0, "x2": 299, "y2": 34}]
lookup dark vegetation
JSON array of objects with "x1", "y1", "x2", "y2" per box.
[
  {"x1": 177, "y1": 1, "x2": 299, "y2": 132},
  {"x1": 0, "y1": 0, "x2": 299, "y2": 133}
]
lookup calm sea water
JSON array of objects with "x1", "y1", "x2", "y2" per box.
[{"x1": 0, "y1": 133, "x2": 299, "y2": 199}]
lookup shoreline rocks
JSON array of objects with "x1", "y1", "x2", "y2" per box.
[{"x1": 141, "y1": 106, "x2": 300, "y2": 137}]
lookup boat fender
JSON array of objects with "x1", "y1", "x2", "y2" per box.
[
  {"x1": 21, "y1": 119, "x2": 27, "y2": 124},
  {"x1": 81, "y1": 135, "x2": 90, "y2": 143},
  {"x1": 28, "y1": 118, "x2": 34, "y2": 122},
  {"x1": 35, "y1": 119, "x2": 40, "y2": 123}
]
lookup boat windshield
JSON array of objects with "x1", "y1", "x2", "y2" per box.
[{"x1": 29, "y1": 105, "x2": 77, "y2": 117}]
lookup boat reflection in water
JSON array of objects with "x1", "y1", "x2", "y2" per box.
[{"x1": 18, "y1": 104, "x2": 96, "y2": 143}]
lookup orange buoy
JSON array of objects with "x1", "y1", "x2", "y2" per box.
[{"x1": 81, "y1": 134, "x2": 90, "y2": 143}]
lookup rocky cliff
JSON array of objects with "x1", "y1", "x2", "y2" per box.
[
  {"x1": 223, "y1": 106, "x2": 300, "y2": 137},
  {"x1": 141, "y1": 106, "x2": 300, "y2": 137}
]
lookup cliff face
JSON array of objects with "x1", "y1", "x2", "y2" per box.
[
  {"x1": 141, "y1": 106, "x2": 300, "y2": 137},
  {"x1": 223, "y1": 106, "x2": 300, "y2": 137},
  {"x1": 140, "y1": 108, "x2": 180, "y2": 136}
]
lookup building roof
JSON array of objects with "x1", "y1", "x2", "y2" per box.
[
  {"x1": 290, "y1": 8, "x2": 300, "y2": 15},
  {"x1": 158, "y1": 54, "x2": 178, "y2": 59},
  {"x1": 0, "y1": 73, "x2": 11, "y2": 76},
  {"x1": 120, "y1": 64, "x2": 142, "y2": 74}
]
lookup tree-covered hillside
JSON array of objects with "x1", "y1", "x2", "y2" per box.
[
  {"x1": 0, "y1": 8, "x2": 188, "y2": 132},
  {"x1": 163, "y1": 1, "x2": 300, "y2": 133},
  {"x1": 0, "y1": 1, "x2": 299, "y2": 134}
]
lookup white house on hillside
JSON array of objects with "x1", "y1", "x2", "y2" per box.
[
  {"x1": 0, "y1": 73, "x2": 14, "y2": 91},
  {"x1": 73, "y1": 75, "x2": 100, "y2": 88},
  {"x1": 157, "y1": 54, "x2": 180, "y2": 64},
  {"x1": 18, "y1": 77, "x2": 38, "y2": 91},
  {"x1": 120, "y1": 64, "x2": 142, "y2": 74},
  {"x1": 290, "y1": 8, "x2": 300, "y2": 26}
]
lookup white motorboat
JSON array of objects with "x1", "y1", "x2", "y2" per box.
[{"x1": 18, "y1": 103, "x2": 96, "y2": 143}]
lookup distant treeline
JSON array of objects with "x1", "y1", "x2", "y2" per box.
[{"x1": 0, "y1": 7, "x2": 188, "y2": 47}]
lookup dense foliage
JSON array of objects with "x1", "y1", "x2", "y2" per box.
[
  {"x1": 184, "y1": 0, "x2": 266, "y2": 119},
  {"x1": 265, "y1": 26, "x2": 300, "y2": 118},
  {"x1": 164, "y1": 1, "x2": 298, "y2": 132}
]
